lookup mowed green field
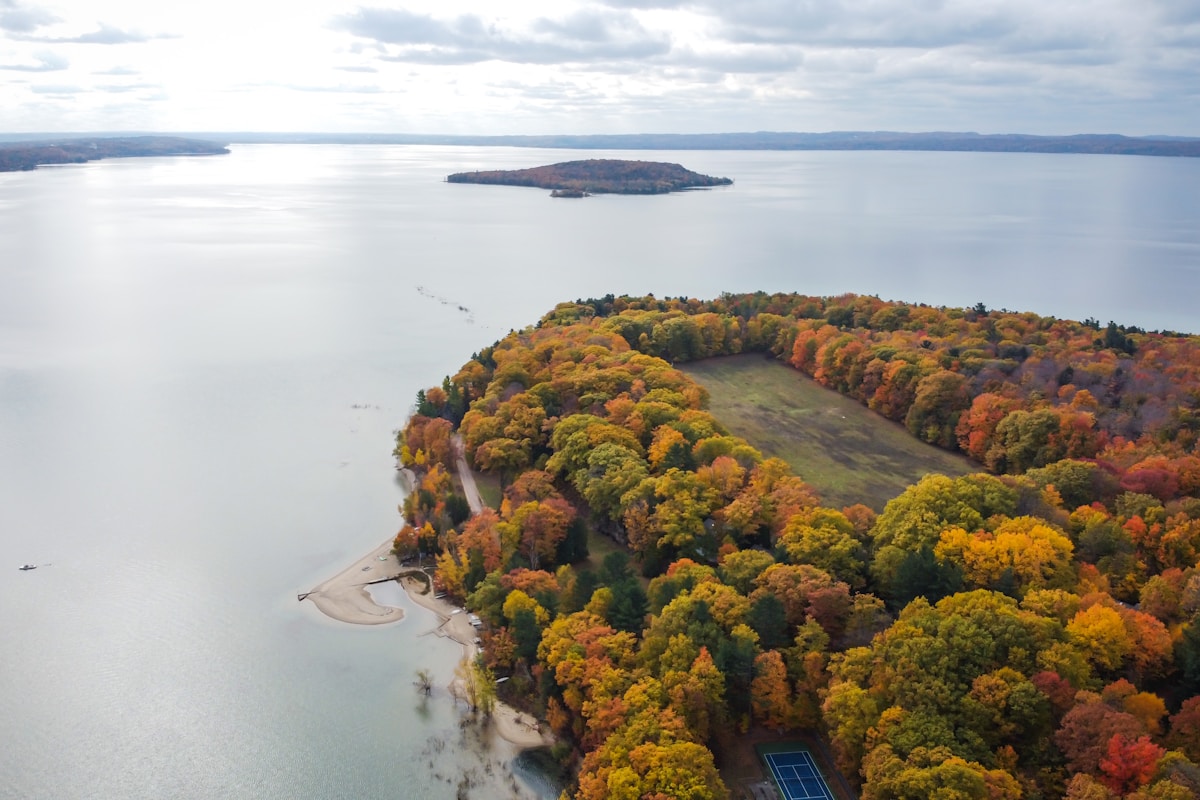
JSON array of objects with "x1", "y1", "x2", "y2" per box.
[{"x1": 681, "y1": 354, "x2": 977, "y2": 511}]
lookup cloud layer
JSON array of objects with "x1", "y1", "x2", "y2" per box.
[
  {"x1": 333, "y1": 7, "x2": 670, "y2": 65},
  {"x1": 0, "y1": 0, "x2": 1195, "y2": 134}
]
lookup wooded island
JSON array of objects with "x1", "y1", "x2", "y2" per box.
[
  {"x1": 0, "y1": 136, "x2": 229, "y2": 172},
  {"x1": 446, "y1": 159, "x2": 733, "y2": 195}
]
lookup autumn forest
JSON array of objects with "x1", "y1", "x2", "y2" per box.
[{"x1": 395, "y1": 292, "x2": 1200, "y2": 800}]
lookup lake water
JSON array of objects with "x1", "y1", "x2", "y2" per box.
[{"x1": 0, "y1": 145, "x2": 1197, "y2": 799}]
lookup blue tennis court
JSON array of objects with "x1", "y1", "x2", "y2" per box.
[{"x1": 763, "y1": 749, "x2": 834, "y2": 800}]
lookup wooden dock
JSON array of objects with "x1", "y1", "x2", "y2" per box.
[{"x1": 298, "y1": 572, "x2": 403, "y2": 603}]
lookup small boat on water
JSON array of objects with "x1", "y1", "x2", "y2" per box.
[{"x1": 19, "y1": 564, "x2": 37, "y2": 571}]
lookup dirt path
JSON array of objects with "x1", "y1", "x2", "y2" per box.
[{"x1": 452, "y1": 434, "x2": 484, "y2": 514}]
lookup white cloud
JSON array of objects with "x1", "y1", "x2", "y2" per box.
[
  {"x1": 0, "y1": 49, "x2": 66, "y2": 70},
  {"x1": 93, "y1": 64, "x2": 138, "y2": 75},
  {"x1": 0, "y1": 0, "x2": 58, "y2": 33},
  {"x1": 18, "y1": 22, "x2": 171, "y2": 43},
  {"x1": 332, "y1": 6, "x2": 670, "y2": 65},
  {"x1": 95, "y1": 81, "x2": 157, "y2": 92},
  {"x1": 0, "y1": 0, "x2": 1194, "y2": 135},
  {"x1": 28, "y1": 82, "x2": 79, "y2": 94}
]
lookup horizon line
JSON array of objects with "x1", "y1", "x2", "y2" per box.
[{"x1": 2, "y1": 129, "x2": 1199, "y2": 140}]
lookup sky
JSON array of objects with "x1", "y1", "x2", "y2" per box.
[{"x1": 1, "y1": 0, "x2": 1197, "y2": 135}]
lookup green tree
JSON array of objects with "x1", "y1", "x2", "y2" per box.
[
  {"x1": 455, "y1": 656, "x2": 496, "y2": 715},
  {"x1": 882, "y1": 547, "x2": 963, "y2": 609},
  {"x1": 905, "y1": 369, "x2": 971, "y2": 449},
  {"x1": 715, "y1": 624, "x2": 760, "y2": 724},
  {"x1": 463, "y1": 547, "x2": 487, "y2": 594},
  {"x1": 645, "y1": 468, "x2": 720, "y2": 560},
  {"x1": 988, "y1": 409, "x2": 1066, "y2": 473},
  {"x1": 718, "y1": 549, "x2": 775, "y2": 595},
  {"x1": 574, "y1": 442, "x2": 650, "y2": 522},
  {"x1": 547, "y1": 415, "x2": 643, "y2": 481},
  {"x1": 511, "y1": 606, "x2": 542, "y2": 663},
  {"x1": 1177, "y1": 613, "x2": 1200, "y2": 689},
  {"x1": 872, "y1": 473, "x2": 1018, "y2": 554},
  {"x1": 473, "y1": 436, "x2": 532, "y2": 481},
  {"x1": 747, "y1": 593, "x2": 789, "y2": 650},
  {"x1": 556, "y1": 516, "x2": 590, "y2": 564},
  {"x1": 608, "y1": 578, "x2": 650, "y2": 635},
  {"x1": 777, "y1": 515, "x2": 867, "y2": 587}
]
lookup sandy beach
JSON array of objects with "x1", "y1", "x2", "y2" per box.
[
  {"x1": 305, "y1": 452, "x2": 553, "y2": 751},
  {"x1": 303, "y1": 538, "x2": 406, "y2": 625},
  {"x1": 303, "y1": 546, "x2": 552, "y2": 750},
  {"x1": 400, "y1": 575, "x2": 554, "y2": 750}
]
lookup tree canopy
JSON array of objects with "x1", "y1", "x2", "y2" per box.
[{"x1": 395, "y1": 292, "x2": 1200, "y2": 800}]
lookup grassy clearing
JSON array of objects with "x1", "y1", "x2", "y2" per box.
[
  {"x1": 681, "y1": 354, "x2": 977, "y2": 511},
  {"x1": 573, "y1": 523, "x2": 651, "y2": 589},
  {"x1": 578, "y1": 525, "x2": 627, "y2": 570},
  {"x1": 473, "y1": 471, "x2": 503, "y2": 510}
]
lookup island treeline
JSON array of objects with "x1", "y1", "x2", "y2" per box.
[
  {"x1": 397, "y1": 292, "x2": 1200, "y2": 800},
  {"x1": 447, "y1": 159, "x2": 733, "y2": 195},
  {"x1": 0, "y1": 136, "x2": 230, "y2": 172}
]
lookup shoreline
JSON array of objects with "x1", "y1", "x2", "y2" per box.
[
  {"x1": 303, "y1": 543, "x2": 552, "y2": 751},
  {"x1": 400, "y1": 575, "x2": 554, "y2": 751},
  {"x1": 303, "y1": 538, "x2": 405, "y2": 625}
]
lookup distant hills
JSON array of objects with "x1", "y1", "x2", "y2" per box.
[
  {"x1": 2, "y1": 131, "x2": 1198, "y2": 162},
  {"x1": 113, "y1": 130, "x2": 1200, "y2": 157},
  {"x1": 447, "y1": 159, "x2": 733, "y2": 195},
  {"x1": 0, "y1": 136, "x2": 229, "y2": 172}
]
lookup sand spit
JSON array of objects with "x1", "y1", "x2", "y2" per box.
[
  {"x1": 303, "y1": 538, "x2": 405, "y2": 625},
  {"x1": 304, "y1": 546, "x2": 553, "y2": 750}
]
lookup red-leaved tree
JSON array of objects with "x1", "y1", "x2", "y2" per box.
[{"x1": 1098, "y1": 733, "x2": 1164, "y2": 795}]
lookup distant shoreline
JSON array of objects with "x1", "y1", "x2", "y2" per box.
[
  {"x1": 0, "y1": 136, "x2": 229, "y2": 173},
  {"x1": 3, "y1": 131, "x2": 1197, "y2": 158}
]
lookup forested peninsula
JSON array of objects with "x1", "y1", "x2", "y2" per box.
[
  {"x1": 446, "y1": 159, "x2": 733, "y2": 195},
  {"x1": 0, "y1": 136, "x2": 229, "y2": 172},
  {"x1": 397, "y1": 292, "x2": 1200, "y2": 800}
]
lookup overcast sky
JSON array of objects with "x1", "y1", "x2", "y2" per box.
[{"x1": 1, "y1": 0, "x2": 1197, "y2": 135}]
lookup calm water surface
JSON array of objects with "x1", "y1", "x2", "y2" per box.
[{"x1": 0, "y1": 145, "x2": 1197, "y2": 799}]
